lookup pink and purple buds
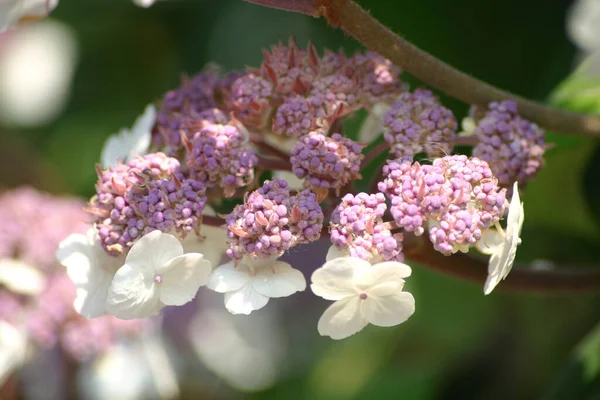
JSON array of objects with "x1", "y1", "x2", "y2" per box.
[
  {"x1": 379, "y1": 155, "x2": 508, "y2": 255},
  {"x1": 184, "y1": 119, "x2": 258, "y2": 197},
  {"x1": 225, "y1": 179, "x2": 323, "y2": 260},
  {"x1": 225, "y1": 73, "x2": 274, "y2": 130},
  {"x1": 330, "y1": 192, "x2": 404, "y2": 262},
  {"x1": 383, "y1": 88, "x2": 457, "y2": 158},
  {"x1": 290, "y1": 131, "x2": 364, "y2": 191},
  {"x1": 351, "y1": 51, "x2": 409, "y2": 105},
  {"x1": 90, "y1": 153, "x2": 208, "y2": 254},
  {"x1": 154, "y1": 68, "x2": 221, "y2": 145},
  {"x1": 471, "y1": 100, "x2": 546, "y2": 187}
]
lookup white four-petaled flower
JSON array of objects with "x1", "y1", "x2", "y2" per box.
[
  {"x1": 311, "y1": 257, "x2": 415, "y2": 340},
  {"x1": 476, "y1": 181, "x2": 525, "y2": 295},
  {"x1": 100, "y1": 104, "x2": 156, "y2": 167},
  {"x1": 106, "y1": 230, "x2": 212, "y2": 319},
  {"x1": 207, "y1": 256, "x2": 306, "y2": 315}
]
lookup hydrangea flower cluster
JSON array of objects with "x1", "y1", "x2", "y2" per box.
[
  {"x1": 184, "y1": 119, "x2": 259, "y2": 197},
  {"x1": 0, "y1": 187, "x2": 146, "y2": 369},
  {"x1": 55, "y1": 39, "x2": 539, "y2": 343},
  {"x1": 469, "y1": 100, "x2": 546, "y2": 187},
  {"x1": 290, "y1": 131, "x2": 364, "y2": 191},
  {"x1": 378, "y1": 155, "x2": 508, "y2": 255},
  {"x1": 89, "y1": 152, "x2": 207, "y2": 255},
  {"x1": 330, "y1": 192, "x2": 403, "y2": 262},
  {"x1": 225, "y1": 179, "x2": 323, "y2": 260},
  {"x1": 383, "y1": 88, "x2": 457, "y2": 158}
]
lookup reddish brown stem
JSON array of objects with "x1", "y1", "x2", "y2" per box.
[
  {"x1": 251, "y1": 135, "x2": 291, "y2": 161},
  {"x1": 244, "y1": 0, "x2": 600, "y2": 138},
  {"x1": 258, "y1": 155, "x2": 293, "y2": 171},
  {"x1": 361, "y1": 140, "x2": 390, "y2": 168}
]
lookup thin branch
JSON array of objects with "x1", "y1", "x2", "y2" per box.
[
  {"x1": 403, "y1": 234, "x2": 600, "y2": 294},
  {"x1": 251, "y1": 135, "x2": 291, "y2": 161},
  {"x1": 360, "y1": 140, "x2": 389, "y2": 168},
  {"x1": 257, "y1": 155, "x2": 293, "y2": 171},
  {"x1": 244, "y1": 0, "x2": 600, "y2": 138}
]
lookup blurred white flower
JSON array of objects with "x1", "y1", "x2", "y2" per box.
[
  {"x1": 0, "y1": 19, "x2": 76, "y2": 127},
  {"x1": 78, "y1": 331, "x2": 178, "y2": 400},
  {"x1": 100, "y1": 104, "x2": 156, "y2": 168},
  {"x1": 0, "y1": 0, "x2": 59, "y2": 32},
  {"x1": 189, "y1": 301, "x2": 285, "y2": 391},
  {"x1": 106, "y1": 231, "x2": 212, "y2": 319},
  {"x1": 133, "y1": 0, "x2": 163, "y2": 8},
  {"x1": 56, "y1": 228, "x2": 123, "y2": 319},
  {"x1": 0, "y1": 258, "x2": 45, "y2": 295},
  {"x1": 358, "y1": 102, "x2": 391, "y2": 144},
  {"x1": 272, "y1": 170, "x2": 304, "y2": 190},
  {"x1": 311, "y1": 257, "x2": 415, "y2": 340},
  {"x1": 567, "y1": 0, "x2": 600, "y2": 53},
  {"x1": 0, "y1": 321, "x2": 28, "y2": 386},
  {"x1": 207, "y1": 256, "x2": 306, "y2": 315},
  {"x1": 476, "y1": 181, "x2": 524, "y2": 295}
]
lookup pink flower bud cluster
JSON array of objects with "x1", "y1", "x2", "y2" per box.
[
  {"x1": 0, "y1": 187, "x2": 145, "y2": 361},
  {"x1": 290, "y1": 131, "x2": 364, "y2": 190},
  {"x1": 184, "y1": 120, "x2": 259, "y2": 197},
  {"x1": 226, "y1": 179, "x2": 323, "y2": 260},
  {"x1": 90, "y1": 153, "x2": 207, "y2": 254},
  {"x1": 379, "y1": 155, "x2": 508, "y2": 255},
  {"x1": 0, "y1": 187, "x2": 88, "y2": 271},
  {"x1": 383, "y1": 88, "x2": 457, "y2": 158},
  {"x1": 154, "y1": 67, "x2": 221, "y2": 147},
  {"x1": 351, "y1": 51, "x2": 409, "y2": 105},
  {"x1": 471, "y1": 100, "x2": 546, "y2": 187},
  {"x1": 330, "y1": 192, "x2": 404, "y2": 262}
]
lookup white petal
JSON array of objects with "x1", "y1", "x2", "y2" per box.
[
  {"x1": 358, "y1": 102, "x2": 391, "y2": 144},
  {"x1": 483, "y1": 182, "x2": 524, "y2": 295},
  {"x1": 0, "y1": 321, "x2": 27, "y2": 386},
  {"x1": 158, "y1": 254, "x2": 211, "y2": 306},
  {"x1": 272, "y1": 170, "x2": 304, "y2": 190},
  {"x1": 207, "y1": 261, "x2": 250, "y2": 293},
  {"x1": 475, "y1": 229, "x2": 505, "y2": 255},
  {"x1": 252, "y1": 261, "x2": 306, "y2": 298},
  {"x1": 0, "y1": 258, "x2": 45, "y2": 296},
  {"x1": 106, "y1": 263, "x2": 161, "y2": 319},
  {"x1": 125, "y1": 231, "x2": 183, "y2": 273},
  {"x1": 358, "y1": 261, "x2": 412, "y2": 293},
  {"x1": 224, "y1": 284, "x2": 269, "y2": 315},
  {"x1": 1, "y1": 0, "x2": 59, "y2": 32},
  {"x1": 100, "y1": 105, "x2": 155, "y2": 167},
  {"x1": 56, "y1": 230, "x2": 123, "y2": 318},
  {"x1": 310, "y1": 257, "x2": 369, "y2": 301},
  {"x1": 362, "y1": 291, "x2": 415, "y2": 327},
  {"x1": 325, "y1": 245, "x2": 350, "y2": 262},
  {"x1": 317, "y1": 296, "x2": 368, "y2": 340}
]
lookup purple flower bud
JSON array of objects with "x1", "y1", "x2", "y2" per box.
[
  {"x1": 383, "y1": 89, "x2": 457, "y2": 158},
  {"x1": 330, "y1": 192, "x2": 403, "y2": 262},
  {"x1": 290, "y1": 131, "x2": 364, "y2": 191},
  {"x1": 472, "y1": 100, "x2": 546, "y2": 187}
]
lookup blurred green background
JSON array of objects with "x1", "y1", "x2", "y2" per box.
[{"x1": 1, "y1": 0, "x2": 599, "y2": 398}]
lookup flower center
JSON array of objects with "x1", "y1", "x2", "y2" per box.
[
  {"x1": 359, "y1": 292, "x2": 368, "y2": 300},
  {"x1": 154, "y1": 274, "x2": 163, "y2": 284}
]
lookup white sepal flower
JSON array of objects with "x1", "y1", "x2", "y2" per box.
[
  {"x1": 0, "y1": 321, "x2": 28, "y2": 386},
  {"x1": 106, "y1": 230, "x2": 211, "y2": 319},
  {"x1": 100, "y1": 104, "x2": 156, "y2": 167},
  {"x1": 207, "y1": 256, "x2": 306, "y2": 315},
  {"x1": 0, "y1": 258, "x2": 45, "y2": 295},
  {"x1": 476, "y1": 181, "x2": 525, "y2": 295},
  {"x1": 0, "y1": 0, "x2": 59, "y2": 32},
  {"x1": 311, "y1": 257, "x2": 415, "y2": 340},
  {"x1": 56, "y1": 228, "x2": 123, "y2": 318}
]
